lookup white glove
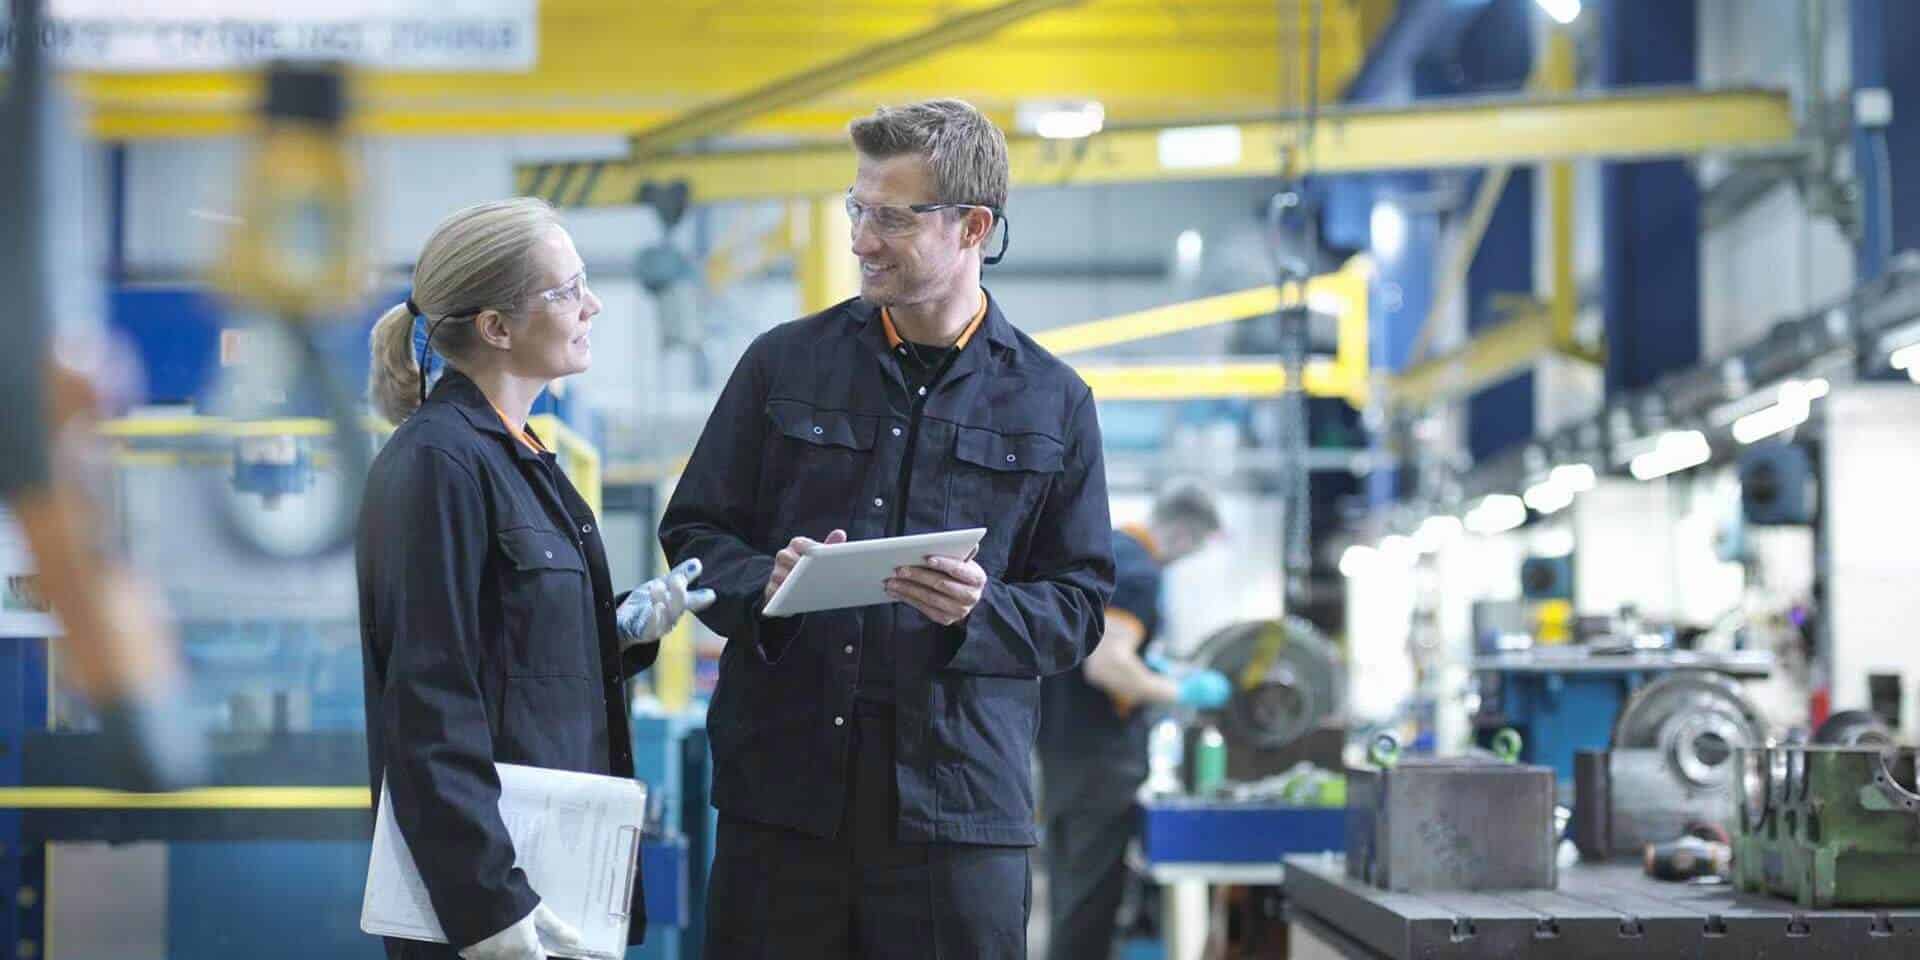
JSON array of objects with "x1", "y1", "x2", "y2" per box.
[
  {"x1": 458, "y1": 902, "x2": 582, "y2": 960},
  {"x1": 616, "y1": 558, "x2": 717, "y2": 649}
]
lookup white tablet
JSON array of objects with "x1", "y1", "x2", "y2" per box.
[{"x1": 761, "y1": 528, "x2": 988, "y2": 618}]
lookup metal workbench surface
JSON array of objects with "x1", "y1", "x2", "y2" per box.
[{"x1": 1283, "y1": 854, "x2": 1920, "y2": 958}]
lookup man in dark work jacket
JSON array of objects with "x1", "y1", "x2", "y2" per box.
[{"x1": 661, "y1": 98, "x2": 1114, "y2": 958}]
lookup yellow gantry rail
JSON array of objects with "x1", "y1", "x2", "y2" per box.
[
  {"x1": 517, "y1": 88, "x2": 1795, "y2": 207},
  {"x1": 0, "y1": 787, "x2": 367, "y2": 809}
]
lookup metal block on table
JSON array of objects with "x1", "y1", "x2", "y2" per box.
[{"x1": 1346, "y1": 759, "x2": 1556, "y2": 892}]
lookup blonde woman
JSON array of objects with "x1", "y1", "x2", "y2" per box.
[{"x1": 358, "y1": 198, "x2": 709, "y2": 960}]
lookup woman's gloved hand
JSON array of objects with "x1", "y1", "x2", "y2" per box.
[
  {"x1": 458, "y1": 902, "x2": 582, "y2": 960},
  {"x1": 617, "y1": 558, "x2": 716, "y2": 649}
]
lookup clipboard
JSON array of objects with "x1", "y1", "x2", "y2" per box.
[
  {"x1": 361, "y1": 763, "x2": 647, "y2": 960},
  {"x1": 761, "y1": 528, "x2": 987, "y2": 618}
]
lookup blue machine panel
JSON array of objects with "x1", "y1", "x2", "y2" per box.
[{"x1": 1141, "y1": 802, "x2": 1345, "y2": 866}]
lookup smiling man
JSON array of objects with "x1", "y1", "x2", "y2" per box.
[{"x1": 660, "y1": 99, "x2": 1115, "y2": 958}]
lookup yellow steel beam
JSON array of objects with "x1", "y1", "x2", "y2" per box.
[
  {"x1": 1073, "y1": 360, "x2": 1353, "y2": 401},
  {"x1": 0, "y1": 786, "x2": 366, "y2": 809},
  {"x1": 79, "y1": 2, "x2": 1374, "y2": 139},
  {"x1": 1389, "y1": 310, "x2": 1558, "y2": 410},
  {"x1": 626, "y1": 0, "x2": 1080, "y2": 158},
  {"x1": 799, "y1": 196, "x2": 860, "y2": 313},
  {"x1": 518, "y1": 88, "x2": 1795, "y2": 207},
  {"x1": 1543, "y1": 30, "x2": 1579, "y2": 350}
]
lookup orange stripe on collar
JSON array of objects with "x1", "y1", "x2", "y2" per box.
[
  {"x1": 488, "y1": 400, "x2": 549, "y2": 455},
  {"x1": 1121, "y1": 523, "x2": 1162, "y2": 562},
  {"x1": 881, "y1": 292, "x2": 988, "y2": 350}
]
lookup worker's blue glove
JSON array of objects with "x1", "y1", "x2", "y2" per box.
[
  {"x1": 617, "y1": 559, "x2": 716, "y2": 649},
  {"x1": 1176, "y1": 669, "x2": 1233, "y2": 709},
  {"x1": 1143, "y1": 651, "x2": 1173, "y2": 675}
]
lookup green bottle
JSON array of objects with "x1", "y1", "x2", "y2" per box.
[{"x1": 1193, "y1": 722, "x2": 1228, "y2": 795}]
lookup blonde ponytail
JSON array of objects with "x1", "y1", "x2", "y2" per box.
[
  {"x1": 368, "y1": 197, "x2": 561, "y2": 424},
  {"x1": 368, "y1": 302, "x2": 422, "y2": 425}
]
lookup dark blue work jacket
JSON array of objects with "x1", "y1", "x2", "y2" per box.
[
  {"x1": 357, "y1": 370, "x2": 654, "y2": 952},
  {"x1": 660, "y1": 293, "x2": 1115, "y2": 847}
]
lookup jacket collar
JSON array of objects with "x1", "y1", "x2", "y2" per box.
[
  {"x1": 430, "y1": 369, "x2": 545, "y2": 463},
  {"x1": 848, "y1": 288, "x2": 1019, "y2": 358}
]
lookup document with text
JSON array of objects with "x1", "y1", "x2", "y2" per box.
[{"x1": 361, "y1": 762, "x2": 649, "y2": 960}]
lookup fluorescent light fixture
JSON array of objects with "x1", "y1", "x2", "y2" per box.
[
  {"x1": 1523, "y1": 479, "x2": 1576, "y2": 515},
  {"x1": 1413, "y1": 515, "x2": 1463, "y2": 553},
  {"x1": 1379, "y1": 534, "x2": 1416, "y2": 563},
  {"x1": 1549, "y1": 463, "x2": 1597, "y2": 492},
  {"x1": 1018, "y1": 100, "x2": 1105, "y2": 140},
  {"x1": 1531, "y1": 526, "x2": 1576, "y2": 559},
  {"x1": 1370, "y1": 201, "x2": 1407, "y2": 261},
  {"x1": 1629, "y1": 430, "x2": 1712, "y2": 480},
  {"x1": 1174, "y1": 229, "x2": 1204, "y2": 273},
  {"x1": 1464, "y1": 495, "x2": 1527, "y2": 535},
  {"x1": 1732, "y1": 379, "x2": 1824, "y2": 445},
  {"x1": 1535, "y1": 0, "x2": 1582, "y2": 24},
  {"x1": 1339, "y1": 544, "x2": 1378, "y2": 578},
  {"x1": 1157, "y1": 125, "x2": 1243, "y2": 169},
  {"x1": 1893, "y1": 343, "x2": 1920, "y2": 380}
]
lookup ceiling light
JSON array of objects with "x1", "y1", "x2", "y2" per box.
[
  {"x1": 1414, "y1": 514, "x2": 1463, "y2": 553},
  {"x1": 1379, "y1": 535, "x2": 1416, "y2": 564},
  {"x1": 1464, "y1": 495, "x2": 1527, "y2": 535},
  {"x1": 1523, "y1": 479, "x2": 1575, "y2": 515},
  {"x1": 1629, "y1": 430, "x2": 1712, "y2": 480},
  {"x1": 1893, "y1": 343, "x2": 1920, "y2": 380},
  {"x1": 1339, "y1": 545, "x2": 1377, "y2": 578},
  {"x1": 1535, "y1": 0, "x2": 1581, "y2": 24},
  {"x1": 1732, "y1": 380, "x2": 1819, "y2": 445},
  {"x1": 1157, "y1": 125, "x2": 1242, "y2": 169},
  {"x1": 1370, "y1": 201, "x2": 1407, "y2": 261},
  {"x1": 1018, "y1": 100, "x2": 1105, "y2": 140},
  {"x1": 1549, "y1": 463, "x2": 1597, "y2": 492}
]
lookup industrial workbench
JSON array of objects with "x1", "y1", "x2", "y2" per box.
[{"x1": 1283, "y1": 854, "x2": 1920, "y2": 958}]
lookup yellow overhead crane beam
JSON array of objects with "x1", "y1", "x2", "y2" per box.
[
  {"x1": 517, "y1": 87, "x2": 1795, "y2": 207},
  {"x1": 77, "y1": 1, "x2": 1377, "y2": 139}
]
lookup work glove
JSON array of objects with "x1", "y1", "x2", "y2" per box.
[
  {"x1": 458, "y1": 902, "x2": 582, "y2": 960},
  {"x1": 1175, "y1": 669, "x2": 1233, "y2": 709},
  {"x1": 617, "y1": 558, "x2": 716, "y2": 649}
]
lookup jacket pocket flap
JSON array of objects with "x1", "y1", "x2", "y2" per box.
[
  {"x1": 767, "y1": 401, "x2": 875, "y2": 451},
  {"x1": 954, "y1": 426, "x2": 1065, "y2": 473},
  {"x1": 497, "y1": 528, "x2": 585, "y2": 573}
]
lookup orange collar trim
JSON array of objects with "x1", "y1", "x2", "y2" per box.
[
  {"x1": 488, "y1": 400, "x2": 549, "y2": 455},
  {"x1": 1121, "y1": 524, "x2": 1162, "y2": 562},
  {"x1": 881, "y1": 292, "x2": 988, "y2": 351}
]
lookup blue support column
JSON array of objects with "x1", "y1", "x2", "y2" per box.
[
  {"x1": 1852, "y1": 0, "x2": 1890, "y2": 280},
  {"x1": 0, "y1": 638, "x2": 49, "y2": 959},
  {"x1": 1597, "y1": 0, "x2": 1701, "y2": 393},
  {"x1": 1466, "y1": 169, "x2": 1537, "y2": 462}
]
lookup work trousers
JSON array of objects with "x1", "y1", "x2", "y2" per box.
[{"x1": 704, "y1": 700, "x2": 1032, "y2": 959}]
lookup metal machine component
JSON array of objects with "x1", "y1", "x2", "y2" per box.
[
  {"x1": 1189, "y1": 617, "x2": 1344, "y2": 780},
  {"x1": 1813, "y1": 709, "x2": 1896, "y2": 746},
  {"x1": 1733, "y1": 745, "x2": 1920, "y2": 908},
  {"x1": 1345, "y1": 753, "x2": 1557, "y2": 892},
  {"x1": 1573, "y1": 671, "x2": 1767, "y2": 860}
]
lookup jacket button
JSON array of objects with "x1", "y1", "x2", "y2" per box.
[
  {"x1": 812, "y1": 426, "x2": 824, "y2": 435},
  {"x1": 544, "y1": 550, "x2": 554, "y2": 559},
  {"x1": 873, "y1": 497, "x2": 884, "y2": 508},
  {"x1": 844, "y1": 644, "x2": 854, "y2": 655},
  {"x1": 834, "y1": 716, "x2": 845, "y2": 727},
  {"x1": 1006, "y1": 453, "x2": 1017, "y2": 463},
  {"x1": 917, "y1": 386, "x2": 927, "y2": 396},
  {"x1": 891, "y1": 426, "x2": 903, "y2": 437},
  {"x1": 582, "y1": 523, "x2": 593, "y2": 534}
]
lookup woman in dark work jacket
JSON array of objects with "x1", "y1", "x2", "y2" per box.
[{"x1": 357, "y1": 198, "x2": 711, "y2": 960}]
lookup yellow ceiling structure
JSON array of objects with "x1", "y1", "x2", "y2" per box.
[{"x1": 75, "y1": 0, "x2": 1394, "y2": 138}]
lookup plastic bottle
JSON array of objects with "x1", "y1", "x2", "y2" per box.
[
  {"x1": 1142, "y1": 715, "x2": 1186, "y2": 799},
  {"x1": 1193, "y1": 721, "x2": 1228, "y2": 796}
]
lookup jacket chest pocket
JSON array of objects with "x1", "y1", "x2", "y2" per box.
[
  {"x1": 766, "y1": 401, "x2": 877, "y2": 525},
  {"x1": 495, "y1": 527, "x2": 594, "y2": 679},
  {"x1": 945, "y1": 426, "x2": 1065, "y2": 574}
]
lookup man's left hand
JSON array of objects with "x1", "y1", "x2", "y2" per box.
[{"x1": 885, "y1": 555, "x2": 986, "y2": 626}]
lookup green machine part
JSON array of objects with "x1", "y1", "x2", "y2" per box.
[{"x1": 1732, "y1": 745, "x2": 1920, "y2": 908}]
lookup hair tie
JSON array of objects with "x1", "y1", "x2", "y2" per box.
[{"x1": 405, "y1": 297, "x2": 422, "y2": 318}]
